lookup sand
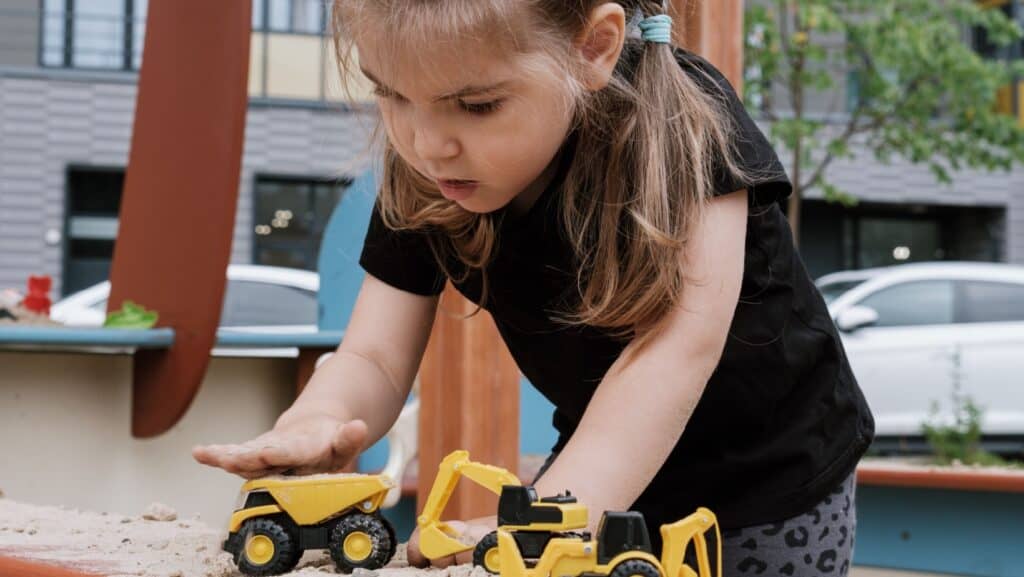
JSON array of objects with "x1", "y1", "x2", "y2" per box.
[{"x1": 0, "y1": 498, "x2": 490, "y2": 577}]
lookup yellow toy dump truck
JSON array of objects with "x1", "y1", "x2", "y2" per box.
[
  {"x1": 416, "y1": 451, "x2": 720, "y2": 577},
  {"x1": 223, "y1": 473, "x2": 397, "y2": 576}
]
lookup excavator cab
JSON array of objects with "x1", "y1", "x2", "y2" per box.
[
  {"x1": 497, "y1": 486, "x2": 584, "y2": 529},
  {"x1": 496, "y1": 485, "x2": 589, "y2": 533},
  {"x1": 595, "y1": 511, "x2": 653, "y2": 564}
]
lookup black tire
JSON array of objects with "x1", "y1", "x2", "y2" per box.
[
  {"x1": 381, "y1": 514, "x2": 398, "y2": 565},
  {"x1": 329, "y1": 512, "x2": 394, "y2": 573},
  {"x1": 235, "y1": 517, "x2": 303, "y2": 576},
  {"x1": 473, "y1": 531, "x2": 501, "y2": 574},
  {"x1": 609, "y1": 558, "x2": 662, "y2": 577}
]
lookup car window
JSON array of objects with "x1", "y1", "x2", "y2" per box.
[
  {"x1": 959, "y1": 281, "x2": 1024, "y2": 323},
  {"x1": 221, "y1": 280, "x2": 318, "y2": 327},
  {"x1": 817, "y1": 279, "x2": 866, "y2": 304},
  {"x1": 857, "y1": 280, "x2": 954, "y2": 327}
]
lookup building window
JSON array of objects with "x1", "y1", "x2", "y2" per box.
[
  {"x1": 799, "y1": 201, "x2": 1004, "y2": 279},
  {"x1": 64, "y1": 166, "x2": 124, "y2": 296},
  {"x1": 41, "y1": 0, "x2": 148, "y2": 70},
  {"x1": 253, "y1": 0, "x2": 327, "y2": 35},
  {"x1": 972, "y1": 0, "x2": 1022, "y2": 124},
  {"x1": 253, "y1": 175, "x2": 351, "y2": 271}
]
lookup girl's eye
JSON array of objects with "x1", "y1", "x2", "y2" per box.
[
  {"x1": 459, "y1": 99, "x2": 504, "y2": 115},
  {"x1": 373, "y1": 86, "x2": 403, "y2": 101}
]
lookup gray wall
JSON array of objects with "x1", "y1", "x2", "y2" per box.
[
  {"x1": 779, "y1": 126, "x2": 1024, "y2": 264},
  {"x1": 0, "y1": 69, "x2": 374, "y2": 296},
  {"x1": 1, "y1": 61, "x2": 1023, "y2": 297},
  {"x1": 0, "y1": 0, "x2": 40, "y2": 68}
]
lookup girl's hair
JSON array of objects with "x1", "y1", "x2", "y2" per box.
[{"x1": 332, "y1": 0, "x2": 756, "y2": 343}]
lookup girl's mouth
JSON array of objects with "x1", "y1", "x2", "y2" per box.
[{"x1": 437, "y1": 179, "x2": 479, "y2": 201}]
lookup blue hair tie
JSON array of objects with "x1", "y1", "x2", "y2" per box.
[{"x1": 638, "y1": 14, "x2": 673, "y2": 44}]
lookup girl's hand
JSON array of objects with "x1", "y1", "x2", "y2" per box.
[
  {"x1": 406, "y1": 516, "x2": 497, "y2": 568},
  {"x1": 191, "y1": 414, "x2": 368, "y2": 479}
]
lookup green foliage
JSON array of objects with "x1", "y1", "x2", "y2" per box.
[
  {"x1": 921, "y1": 394, "x2": 1015, "y2": 468},
  {"x1": 744, "y1": 0, "x2": 1024, "y2": 208}
]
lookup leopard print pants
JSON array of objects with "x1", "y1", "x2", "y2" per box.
[
  {"x1": 533, "y1": 457, "x2": 857, "y2": 577},
  {"x1": 721, "y1": 471, "x2": 857, "y2": 576}
]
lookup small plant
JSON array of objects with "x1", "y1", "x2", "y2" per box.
[{"x1": 921, "y1": 394, "x2": 1006, "y2": 467}]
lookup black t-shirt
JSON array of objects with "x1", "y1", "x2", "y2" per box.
[{"x1": 359, "y1": 47, "x2": 875, "y2": 535}]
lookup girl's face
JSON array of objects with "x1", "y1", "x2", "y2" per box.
[{"x1": 357, "y1": 36, "x2": 575, "y2": 214}]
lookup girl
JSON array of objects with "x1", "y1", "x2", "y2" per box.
[{"x1": 194, "y1": 1, "x2": 874, "y2": 576}]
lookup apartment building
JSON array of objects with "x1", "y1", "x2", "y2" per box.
[
  {"x1": 0, "y1": 0, "x2": 375, "y2": 296},
  {"x1": 1, "y1": 0, "x2": 1021, "y2": 295}
]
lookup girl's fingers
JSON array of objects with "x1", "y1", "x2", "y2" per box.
[
  {"x1": 406, "y1": 530, "x2": 430, "y2": 568},
  {"x1": 454, "y1": 549, "x2": 475, "y2": 566}
]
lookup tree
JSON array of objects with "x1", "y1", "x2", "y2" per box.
[{"x1": 744, "y1": 0, "x2": 1024, "y2": 247}]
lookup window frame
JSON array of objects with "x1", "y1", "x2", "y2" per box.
[
  {"x1": 62, "y1": 164, "x2": 126, "y2": 297},
  {"x1": 251, "y1": 173, "x2": 352, "y2": 272},
  {"x1": 39, "y1": 0, "x2": 146, "y2": 71},
  {"x1": 252, "y1": 0, "x2": 329, "y2": 36}
]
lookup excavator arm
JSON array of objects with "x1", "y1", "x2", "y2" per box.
[
  {"x1": 417, "y1": 450, "x2": 522, "y2": 560},
  {"x1": 659, "y1": 507, "x2": 721, "y2": 577}
]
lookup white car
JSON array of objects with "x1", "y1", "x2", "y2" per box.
[
  {"x1": 52, "y1": 264, "x2": 320, "y2": 356},
  {"x1": 817, "y1": 261, "x2": 1024, "y2": 453}
]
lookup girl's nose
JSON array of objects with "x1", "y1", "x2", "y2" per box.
[{"x1": 412, "y1": 117, "x2": 460, "y2": 162}]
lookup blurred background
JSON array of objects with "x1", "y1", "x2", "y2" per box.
[{"x1": 1, "y1": 1, "x2": 1023, "y2": 576}]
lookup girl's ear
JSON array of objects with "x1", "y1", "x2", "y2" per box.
[{"x1": 576, "y1": 2, "x2": 627, "y2": 92}]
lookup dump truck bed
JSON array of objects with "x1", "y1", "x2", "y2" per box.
[{"x1": 242, "y1": 473, "x2": 395, "y2": 526}]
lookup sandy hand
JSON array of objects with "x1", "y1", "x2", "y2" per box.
[
  {"x1": 406, "y1": 517, "x2": 497, "y2": 568},
  {"x1": 191, "y1": 415, "x2": 368, "y2": 479}
]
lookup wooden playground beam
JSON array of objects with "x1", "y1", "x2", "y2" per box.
[
  {"x1": 416, "y1": 0, "x2": 745, "y2": 518},
  {"x1": 108, "y1": 0, "x2": 251, "y2": 437}
]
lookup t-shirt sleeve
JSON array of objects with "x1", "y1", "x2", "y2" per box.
[
  {"x1": 676, "y1": 48, "x2": 793, "y2": 208},
  {"x1": 358, "y1": 200, "x2": 447, "y2": 296}
]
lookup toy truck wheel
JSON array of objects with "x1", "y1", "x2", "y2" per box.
[
  {"x1": 472, "y1": 531, "x2": 501, "y2": 573},
  {"x1": 329, "y1": 512, "x2": 394, "y2": 572},
  {"x1": 609, "y1": 558, "x2": 662, "y2": 577},
  {"x1": 236, "y1": 518, "x2": 302, "y2": 576},
  {"x1": 383, "y1": 514, "x2": 398, "y2": 564}
]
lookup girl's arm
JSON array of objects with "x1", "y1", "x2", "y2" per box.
[
  {"x1": 193, "y1": 273, "x2": 438, "y2": 477},
  {"x1": 532, "y1": 189, "x2": 749, "y2": 530},
  {"x1": 277, "y1": 273, "x2": 438, "y2": 441}
]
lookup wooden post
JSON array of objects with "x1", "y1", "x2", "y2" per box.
[
  {"x1": 674, "y1": 0, "x2": 745, "y2": 89},
  {"x1": 417, "y1": 287, "x2": 520, "y2": 520}
]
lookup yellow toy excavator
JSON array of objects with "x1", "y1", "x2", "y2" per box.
[
  {"x1": 495, "y1": 489, "x2": 721, "y2": 577},
  {"x1": 417, "y1": 451, "x2": 591, "y2": 570},
  {"x1": 416, "y1": 450, "x2": 524, "y2": 563},
  {"x1": 416, "y1": 451, "x2": 720, "y2": 577}
]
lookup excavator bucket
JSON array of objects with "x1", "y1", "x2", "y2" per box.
[
  {"x1": 659, "y1": 508, "x2": 721, "y2": 577},
  {"x1": 417, "y1": 450, "x2": 522, "y2": 560}
]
